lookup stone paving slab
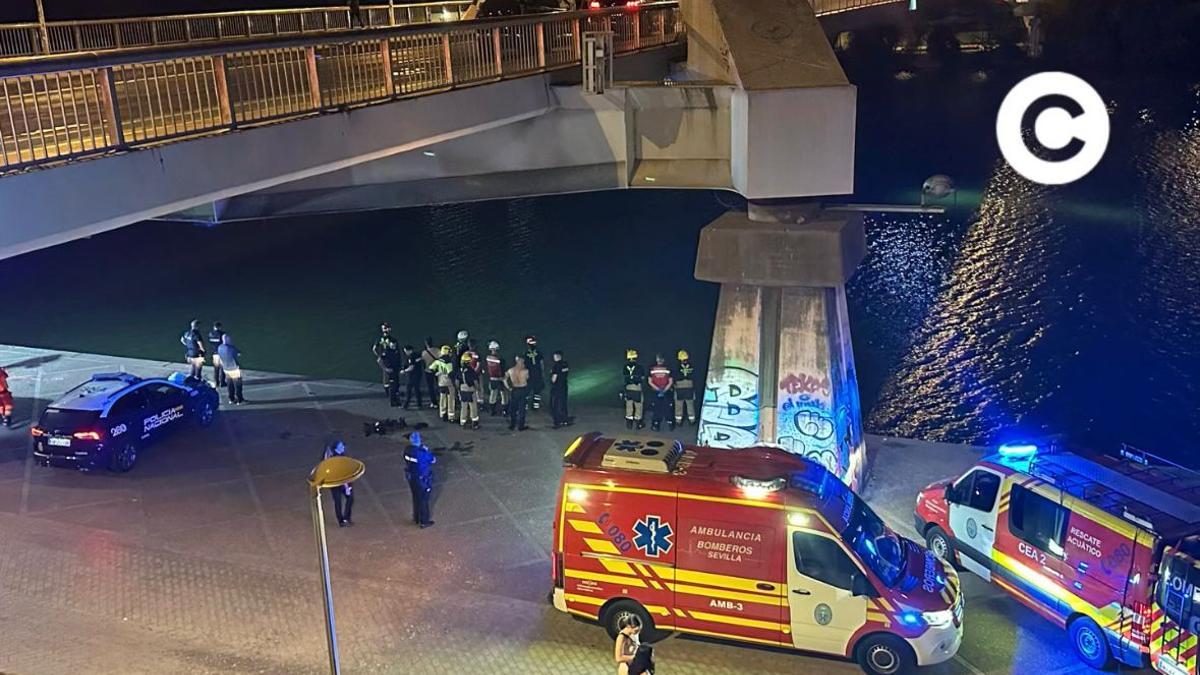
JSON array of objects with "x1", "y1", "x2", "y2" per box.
[{"x1": 0, "y1": 344, "x2": 1110, "y2": 675}]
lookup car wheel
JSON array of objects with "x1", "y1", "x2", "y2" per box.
[
  {"x1": 1069, "y1": 616, "x2": 1114, "y2": 670},
  {"x1": 856, "y1": 633, "x2": 916, "y2": 675},
  {"x1": 197, "y1": 399, "x2": 216, "y2": 427},
  {"x1": 925, "y1": 526, "x2": 955, "y2": 564},
  {"x1": 601, "y1": 599, "x2": 661, "y2": 643},
  {"x1": 110, "y1": 440, "x2": 139, "y2": 473}
]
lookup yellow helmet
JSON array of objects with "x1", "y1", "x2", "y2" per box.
[
  {"x1": 626, "y1": 349, "x2": 638, "y2": 360},
  {"x1": 460, "y1": 353, "x2": 472, "y2": 364},
  {"x1": 440, "y1": 345, "x2": 452, "y2": 356},
  {"x1": 677, "y1": 349, "x2": 689, "y2": 361}
]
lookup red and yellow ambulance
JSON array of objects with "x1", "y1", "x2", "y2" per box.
[
  {"x1": 914, "y1": 442, "x2": 1200, "y2": 673},
  {"x1": 552, "y1": 433, "x2": 963, "y2": 674}
]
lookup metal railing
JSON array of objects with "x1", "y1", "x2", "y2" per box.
[
  {"x1": 810, "y1": 0, "x2": 908, "y2": 15},
  {"x1": 0, "y1": 2, "x2": 478, "y2": 58},
  {"x1": 0, "y1": 4, "x2": 682, "y2": 174}
]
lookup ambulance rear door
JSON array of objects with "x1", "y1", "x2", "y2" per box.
[
  {"x1": 786, "y1": 524, "x2": 870, "y2": 657},
  {"x1": 945, "y1": 467, "x2": 1004, "y2": 580}
]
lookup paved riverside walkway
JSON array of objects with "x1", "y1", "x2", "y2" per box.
[{"x1": 0, "y1": 344, "x2": 1113, "y2": 674}]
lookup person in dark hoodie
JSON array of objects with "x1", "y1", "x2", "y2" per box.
[
  {"x1": 208, "y1": 321, "x2": 227, "y2": 388},
  {"x1": 217, "y1": 334, "x2": 245, "y2": 405}
]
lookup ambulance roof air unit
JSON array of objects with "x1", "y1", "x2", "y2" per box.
[{"x1": 600, "y1": 437, "x2": 685, "y2": 473}]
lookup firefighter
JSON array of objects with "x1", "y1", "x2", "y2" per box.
[
  {"x1": 208, "y1": 321, "x2": 226, "y2": 388},
  {"x1": 549, "y1": 350, "x2": 571, "y2": 428},
  {"x1": 458, "y1": 353, "x2": 481, "y2": 430},
  {"x1": 674, "y1": 349, "x2": 697, "y2": 427},
  {"x1": 321, "y1": 438, "x2": 354, "y2": 527},
  {"x1": 372, "y1": 322, "x2": 402, "y2": 407},
  {"x1": 0, "y1": 366, "x2": 13, "y2": 427},
  {"x1": 429, "y1": 345, "x2": 457, "y2": 422},
  {"x1": 454, "y1": 330, "x2": 471, "y2": 364},
  {"x1": 647, "y1": 353, "x2": 674, "y2": 432},
  {"x1": 525, "y1": 335, "x2": 545, "y2": 410},
  {"x1": 485, "y1": 341, "x2": 508, "y2": 416},
  {"x1": 180, "y1": 319, "x2": 206, "y2": 380},
  {"x1": 403, "y1": 432, "x2": 436, "y2": 528},
  {"x1": 505, "y1": 355, "x2": 530, "y2": 431},
  {"x1": 622, "y1": 349, "x2": 646, "y2": 430}
]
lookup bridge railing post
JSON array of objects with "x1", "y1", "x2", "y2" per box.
[
  {"x1": 535, "y1": 22, "x2": 545, "y2": 69},
  {"x1": 211, "y1": 54, "x2": 235, "y2": 127},
  {"x1": 440, "y1": 33, "x2": 454, "y2": 85},
  {"x1": 305, "y1": 45, "x2": 323, "y2": 109},
  {"x1": 97, "y1": 66, "x2": 126, "y2": 147},
  {"x1": 379, "y1": 38, "x2": 394, "y2": 96},
  {"x1": 491, "y1": 26, "x2": 502, "y2": 77}
]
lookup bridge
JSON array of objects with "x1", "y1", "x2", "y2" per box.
[{"x1": 1, "y1": 0, "x2": 903, "y2": 483}]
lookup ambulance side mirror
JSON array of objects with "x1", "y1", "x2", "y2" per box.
[
  {"x1": 943, "y1": 483, "x2": 958, "y2": 504},
  {"x1": 851, "y1": 573, "x2": 878, "y2": 598}
]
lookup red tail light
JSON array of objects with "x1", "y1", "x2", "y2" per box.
[
  {"x1": 626, "y1": 1, "x2": 639, "y2": 6},
  {"x1": 589, "y1": 1, "x2": 600, "y2": 8},
  {"x1": 73, "y1": 431, "x2": 101, "y2": 441},
  {"x1": 30, "y1": 427, "x2": 46, "y2": 437}
]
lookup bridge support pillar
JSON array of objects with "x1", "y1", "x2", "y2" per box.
[{"x1": 694, "y1": 206, "x2": 868, "y2": 489}]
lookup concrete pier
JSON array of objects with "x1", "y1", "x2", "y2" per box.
[{"x1": 0, "y1": 343, "x2": 1097, "y2": 674}]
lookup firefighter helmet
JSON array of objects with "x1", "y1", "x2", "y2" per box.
[
  {"x1": 461, "y1": 353, "x2": 472, "y2": 364},
  {"x1": 626, "y1": 349, "x2": 638, "y2": 360},
  {"x1": 526, "y1": 335, "x2": 538, "y2": 345},
  {"x1": 488, "y1": 340, "x2": 500, "y2": 350},
  {"x1": 457, "y1": 330, "x2": 469, "y2": 341},
  {"x1": 677, "y1": 349, "x2": 689, "y2": 361},
  {"x1": 440, "y1": 345, "x2": 452, "y2": 356}
]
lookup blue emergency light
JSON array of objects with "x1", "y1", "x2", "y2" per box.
[{"x1": 997, "y1": 443, "x2": 1039, "y2": 458}]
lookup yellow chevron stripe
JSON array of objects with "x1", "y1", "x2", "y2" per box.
[
  {"x1": 667, "y1": 582, "x2": 783, "y2": 607},
  {"x1": 583, "y1": 538, "x2": 621, "y2": 555},
  {"x1": 565, "y1": 569, "x2": 647, "y2": 587},
  {"x1": 564, "y1": 593, "x2": 605, "y2": 607},
  {"x1": 564, "y1": 502, "x2": 585, "y2": 513},
  {"x1": 678, "y1": 625, "x2": 783, "y2": 646},
  {"x1": 644, "y1": 604, "x2": 671, "y2": 617},
  {"x1": 568, "y1": 519, "x2": 603, "y2": 534},
  {"x1": 875, "y1": 597, "x2": 895, "y2": 612},
  {"x1": 866, "y1": 611, "x2": 892, "y2": 627},
  {"x1": 647, "y1": 579, "x2": 663, "y2": 590},
  {"x1": 688, "y1": 610, "x2": 788, "y2": 632},
  {"x1": 673, "y1": 608, "x2": 686, "y2": 617},
  {"x1": 672, "y1": 568, "x2": 785, "y2": 595},
  {"x1": 598, "y1": 558, "x2": 637, "y2": 575}
]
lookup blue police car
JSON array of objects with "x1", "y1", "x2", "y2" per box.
[{"x1": 31, "y1": 372, "x2": 220, "y2": 472}]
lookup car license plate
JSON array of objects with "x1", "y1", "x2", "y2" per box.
[{"x1": 48, "y1": 436, "x2": 71, "y2": 447}]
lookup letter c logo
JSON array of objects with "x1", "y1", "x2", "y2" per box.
[{"x1": 996, "y1": 72, "x2": 1109, "y2": 185}]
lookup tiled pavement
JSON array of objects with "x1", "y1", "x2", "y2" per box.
[{"x1": 0, "y1": 344, "x2": 1105, "y2": 674}]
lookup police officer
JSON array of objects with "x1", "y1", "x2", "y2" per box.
[
  {"x1": 674, "y1": 349, "x2": 698, "y2": 427},
  {"x1": 180, "y1": 320, "x2": 206, "y2": 380},
  {"x1": 403, "y1": 432, "x2": 436, "y2": 528},
  {"x1": 485, "y1": 341, "x2": 508, "y2": 416},
  {"x1": 622, "y1": 349, "x2": 646, "y2": 430},
  {"x1": 458, "y1": 353, "x2": 481, "y2": 430},
  {"x1": 525, "y1": 335, "x2": 545, "y2": 410},
  {"x1": 372, "y1": 322, "x2": 402, "y2": 407},
  {"x1": 420, "y1": 338, "x2": 439, "y2": 409},
  {"x1": 401, "y1": 345, "x2": 424, "y2": 409},
  {"x1": 321, "y1": 438, "x2": 354, "y2": 527},
  {"x1": 429, "y1": 345, "x2": 457, "y2": 422},
  {"x1": 208, "y1": 321, "x2": 226, "y2": 388},
  {"x1": 549, "y1": 350, "x2": 571, "y2": 428},
  {"x1": 648, "y1": 353, "x2": 674, "y2": 431}
]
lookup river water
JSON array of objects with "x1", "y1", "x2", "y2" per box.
[{"x1": 1, "y1": 67, "x2": 1197, "y2": 459}]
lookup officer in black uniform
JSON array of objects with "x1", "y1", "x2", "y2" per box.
[
  {"x1": 180, "y1": 319, "x2": 206, "y2": 380},
  {"x1": 401, "y1": 345, "x2": 423, "y2": 409},
  {"x1": 525, "y1": 335, "x2": 545, "y2": 410},
  {"x1": 622, "y1": 349, "x2": 646, "y2": 429},
  {"x1": 403, "y1": 432, "x2": 436, "y2": 528},
  {"x1": 372, "y1": 322, "x2": 402, "y2": 407},
  {"x1": 549, "y1": 350, "x2": 571, "y2": 428},
  {"x1": 321, "y1": 438, "x2": 354, "y2": 527},
  {"x1": 208, "y1": 321, "x2": 226, "y2": 387}
]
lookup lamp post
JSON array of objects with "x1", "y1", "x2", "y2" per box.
[
  {"x1": 34, "y1": 0, "x2": 49, "y2": 53},
  {"x1": 308, "y1": 455, "x2": 366, "y2": 675}
]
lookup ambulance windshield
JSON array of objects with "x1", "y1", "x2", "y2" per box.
[{"x1": 843, "y1": 496, "x2": 906, "y2": 588}]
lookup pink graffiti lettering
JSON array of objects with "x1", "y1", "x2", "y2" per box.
[{"x1": 780, "y1": 373, "x2": 831, "y2": 398}]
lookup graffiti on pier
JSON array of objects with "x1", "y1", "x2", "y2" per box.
[
  {"x1": 776, "y1": 367, "x2": 857, "y2": 480},
  {"x1": 779, "y1": 373, "x2": 831, "y2": 398},
  {"x1": 698, "y1": 366, "x2": 759, "y2": 448}
]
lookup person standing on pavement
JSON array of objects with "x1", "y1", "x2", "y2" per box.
[
  {"x1": 420, "y1": 338, "x2": 440, "y2": 409},
  {"x1": 549, "y1": 350, "x2": 571, "y2": 428},
  {"x1": 524, "y1": 335, "x2": 544, "y2": 411},
  {"x1": 180, "y1": 320, "x2": 206, "y2": 380},
  {"x1": 622, "y1": 349, "x2": 646, "y2": 430},
  {"x1": 454, "y1": 330, "x2": 471, "y2": 365},
  {"x1": 372, "y1": 322, "x2": 403, "y2": 407},
  {"x1": 401, "y1": 345, "x2": 424, "y2": 410},
  {"x1": 485, "y1": 341, "x2": 508, "y2": 416},
  {"x1": 673, "y1": 349, "x2": 698, "y2": 427},
  {"x1": 614, "y1": 614, "x2": 642, "y2": 675},
  {"x1": 648, "y1": 353, "x2": 675, "y2": 432},
  {"x1": 208, "y1": 321, "x2": 226, "y2": 388},
  {"x1": 217, "y1": 334, "x2": 245, "y2": 405},
  {"x1": 430, "y1": 345, "x2": 457, "y2": 423},
  {"x1": 458, "y1": 353, "x2": 481, "y2": 430},
  {"x1": 0, "y1": 366, "x2": 13, "y2": 427},
  {"x1": 321, "y1": 438, "x2": 354, "y2": 527},
  {"x1": 504, "y1": 355, "x2": 530, "y2": 431},
  {"x1": 403, "y1": 432, "x2": 436, "y2": 528}
]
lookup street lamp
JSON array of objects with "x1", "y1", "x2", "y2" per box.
[{"x1": 308, "y1": 455, "x2": 366, "y2": 675}]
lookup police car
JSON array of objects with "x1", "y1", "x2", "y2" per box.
[{"x1": 31, "y1": 372, "x2": 219, "y2": 472}]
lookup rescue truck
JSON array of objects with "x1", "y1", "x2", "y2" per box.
[
  {"x1": 552, "y1": 433, "x2": 963, "y2": 674},
  {"x1": 914, "y1": 442, "x2": 1200, "y2": 673}
]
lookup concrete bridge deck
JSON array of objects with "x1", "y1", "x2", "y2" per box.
[{"x1": 0, "y1": 343, "x2": 1107, "y2": 674}]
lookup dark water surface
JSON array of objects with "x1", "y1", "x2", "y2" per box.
[{"x1": 2, "y1": 70, "x2": 1198, "y2": 458}]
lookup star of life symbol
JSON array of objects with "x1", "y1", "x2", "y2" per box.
[{"x1": 632, "y1": 515, "x2": 674, "y2": 558}]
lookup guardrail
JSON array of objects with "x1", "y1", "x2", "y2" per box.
[
  {"x1": 811, "y1": 0, "x2": 907, "y2": 15},
  {"x1": 0, "y1": 4, "x2": 681, "y2": 174},
  {"x1": 0, "y1": 2, "x2": 477, "y2": 58}
]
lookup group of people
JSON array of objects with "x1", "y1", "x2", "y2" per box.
[
  {"x1": 180, "y1": 320, "x2": 245, "y2": 405},
  {"x1": 621, "y1": 349, "x2": 699, "y2": 431},
  {"x1": 319, "y1": 431, "x2": 437, "y2": 529},
  {"x1": 372, "y1": 325, "x2": 572, "y2": 431}
]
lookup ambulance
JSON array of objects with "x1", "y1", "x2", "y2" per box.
[
  {"x1": 552, "y1": 433, "x2": 963, "y2": 674},
  {"x1": 914, "y1": 442, "x2": 1200, "y2": 673}
]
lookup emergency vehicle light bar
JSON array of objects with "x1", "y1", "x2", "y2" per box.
[{"x1": 731, "y1": 476, "x2": 786, "y2": 494}]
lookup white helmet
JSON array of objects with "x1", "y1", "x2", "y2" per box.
[
  {"x1": 488, "y1": 340, "x2": 500, "y2": 350},
  {"x1": 457, "y1": 330, "x2": 469, "y2": 341}
]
